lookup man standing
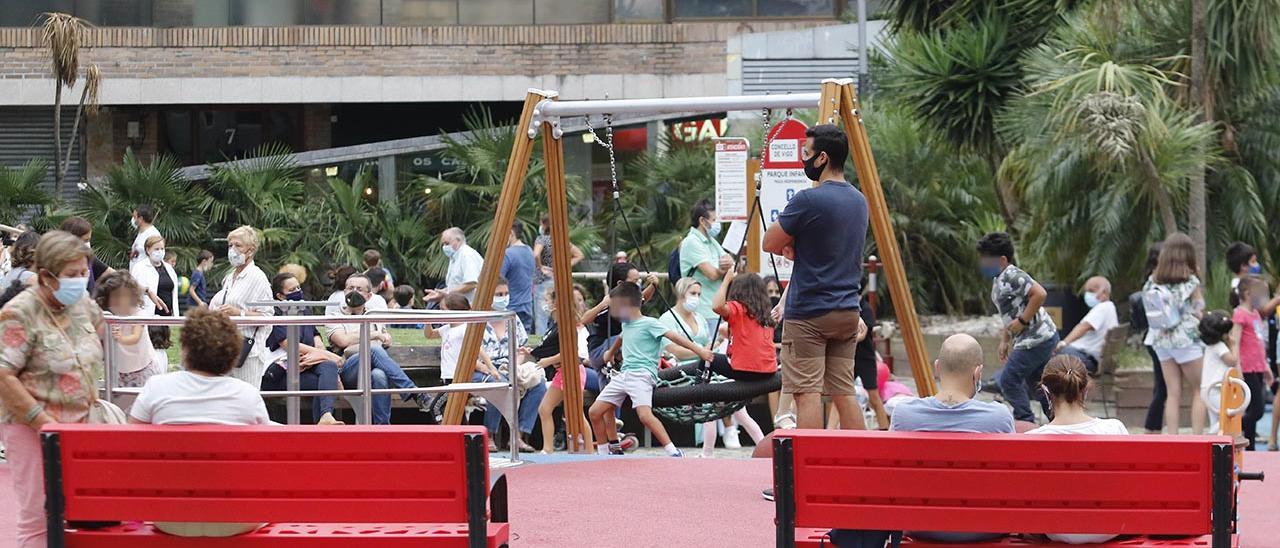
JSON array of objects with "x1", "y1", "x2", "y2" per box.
[
  {"x1": 501, "y1": 220, "x2": 536, "y2": 332},
  {"x1": 978, "y1": 232, "x2": 1058, "y2": 428},
  {"x1": 763, "y1": 124, "x2": 869, "y2": 431},
  {"x1": 426, "y1": 227, "x2": 483, "y2": 305},
  {"x1": 128, "y1": 204, "x2": 161, "y2": 269},
  {"x1": 679, "y1": 199, "x2": 732, "y2": 319},
  {"x1": 1056, "y1": 276, "x2": 1118, "y2": 374}
]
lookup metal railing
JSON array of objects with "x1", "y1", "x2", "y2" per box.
[{"x1": 102, "y1": 307, "x2": 524, "y2": 462}]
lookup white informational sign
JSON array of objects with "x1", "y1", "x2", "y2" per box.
[
  {"x1": 721, "y1": 221, "x2": 748, "y2": 256},
  {"x1": 768, "y1": 138, "x2": 800, "y2": 163},
  {"x1": 714, "y1": 138, "x2": 750, "y2": 221},
  {"x1": 759, "y1": 168, "x2": 811, "y2": 280}
]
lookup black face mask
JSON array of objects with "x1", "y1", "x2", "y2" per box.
[
  {"x1": 802, "y1": 151, "x2": 826, "y2": 181},
  {"x1": 769, "y1": 296, "x2": 781, "y2": 307},
  {"x1": 345, "y1": 290, "x2": 367, "y2": 309}
]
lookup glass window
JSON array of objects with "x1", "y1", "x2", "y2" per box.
[
  {"x1": 304, "y1": 0, "x2": 381, "y2": 25},
  {"x1": 75, "y1": 0, "x2": 153, "y2": 26},
  {"x1": 613, "y1": 0, "x2": 663, "y2": 22},
  {"x1": 0, "y1": 1, "x2": 75, "y2": 27},
  {"x1": 383, "y1": 0, "x2": 457, "y2": 25},
  {"x1": 672, "y1": 0, "x2": 750, "y2": 18},
  {"x1": 535, "y1": 0, "x2": 608, "y2": 24},
  {"x1": 458, "y1": 0, "x2": 533, "y2": 25},
  {"x1": 758, "y1": 0, "x2": 834, "y2": 17},
  {"x1": 152, "y1": 0, "x2": 230, "y2": 27},
  {"x1": 229, "y1": 0, "x2": 302, "y2": 26}
]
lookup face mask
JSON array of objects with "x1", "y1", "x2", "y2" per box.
[
  {"x1": 345, "y1": 290, "x2": 367, "y2": 309},
  {"x1": 706, "y1": 220, "x2": 722, "y2": 239},
  {"x1": 442, "y1": 244, "x2": 457, "y2": 259},
  {"x1": 285, "y1": 289, "x2": 304, "y2": 302},
  {"x1": 770, "y1": 295, "x2": 781, "y2": 307},
  {"x1": 980, "y1": 264, "x2": 1003, "y2": 279},
  {"x1": 129, "y1": 217, "x2": 138, "y2": 229},
  {"x1": 1248, "y1": 264, "x2": 1263, "y2": 275},
  {"x1": 683, "y1": 299, "x2": 700, "y2": 313},
  {"x1": 53, "y1": 276, "x2": 88, "y2": 306},
  {"x1": 802, "y1": 151, "x2": 825, "y2": 181},
  {"x1": 1083, "y1": 291, "x2": 1101, "y2": 309},
  {"x1": 84, "y1": 241, "x2": 91, "y2": 251},
  {"x1": 493, "y1": 296, "x2": 510, "y2": 311},
  {"x1": 228, "y1": 247, "x2": 246, "y2": 267},
  {"x1": 149, "y1": 249, "x2": 166, "y2": 264}
]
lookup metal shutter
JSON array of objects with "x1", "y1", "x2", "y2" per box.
[
  {"x1": 741, "y1": 58, "x2": 860, "y2": 95},
  {"x1": 0, "y1": 107, "x2": 83, "y2": 201}
]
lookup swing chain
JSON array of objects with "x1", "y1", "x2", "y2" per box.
[{"x1": 583, "y1": 113, "x2": 621, "y2": 197}]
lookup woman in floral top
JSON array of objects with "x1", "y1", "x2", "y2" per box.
[
  {"x1": 0, "y1": 231, "x2": 103, "y2": 548},
  {"x1": 475, "y1": 278, "x2": 543, "y2": 452},
  {"x1": 1142, "y1": 232, "x2": 1206, "y2": 434}
]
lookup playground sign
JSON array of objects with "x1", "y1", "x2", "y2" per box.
[
  {"x1": 714, "y1": 138, "x2": 750, "y2": 221},
  {"x1": 759, "y1": 118, "x2": 810, "y2": 281}
]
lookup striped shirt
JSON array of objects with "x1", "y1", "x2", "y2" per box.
[{"x1": 211, "y1": 262, "x2": 274, "y2": 342}]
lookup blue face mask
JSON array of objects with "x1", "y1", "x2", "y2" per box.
[
  {"x1": 706, "y1": 219, "x2": 722, "y2": 239},
  {"x1": 492, "y1": 295, "x2": 509, "y2": 311},
  {"x1": 285, "y1": 289, "x2": 305, "y2": 302},
  {"x1": 442, "y1": 244, "x2": 456, "y2": 259},
  {"x1": 979, "y1": 264, "x2": 1003, "y2": 280},
  {"x1": 1083, "y1": 291, "x2": 1101, "y2": 309},
  {"x1": 53, "y1": 276, "x2": 88, "y2": 306},
  {"x1": 1248, "y1": 264, "x2": 1263, "y2": 275}
]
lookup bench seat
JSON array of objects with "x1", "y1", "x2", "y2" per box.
[
  {"x1": 65, "y1": 522, "x2": 510, "y2": 547},
  {"x1": 796, "y1": 529, "x2": 1236, "y2": 547}
]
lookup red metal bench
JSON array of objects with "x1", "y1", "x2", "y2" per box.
[
  {"x1": 772, "y1": 430, "x2": 1238, "y2": 548},
  {"x1": 41, "y1": 424, "x2": 509, "y2": 547}
]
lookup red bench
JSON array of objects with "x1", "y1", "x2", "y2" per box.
[
  {"x1": 41, "y1": 424, "x2": 509, "y2": 547},
  {"x1": 772, "y1": 430, "x2": 1238, "y2": 548}
]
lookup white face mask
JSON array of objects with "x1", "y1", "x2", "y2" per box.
[
  {"x1": 228, "y1": 246, "x2": 246, "y2": 267},
  {"x1": 149, "y1": 249, "x2": 166, "y2": 264},
  {"x1": 682, "y1": 299, "x2": 700, "y2": 313}
]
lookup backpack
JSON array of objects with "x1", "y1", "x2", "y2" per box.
[
  {"x1": 667, "y1": 248, "x2": 683, "y2": 285},
  {"x1": 1128, "y1": 291, "x2": 1149, "y2": 333},
  {"x1": 1142, "y1": 284, "x2": 1181, "y2": 330}
]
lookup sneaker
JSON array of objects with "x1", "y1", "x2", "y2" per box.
[
  {"x1": 618, "y1": 435, "x2": 638, "y2": 452},
  {"x1": 414, "y1": 394, "x2": 432, "y2": 414},
  {"x1": 761, "y1": 488, "x2": 774, "y2": 501},
  {"x1": 670, "y1": 449, "x2": 684, "y2": 458},
  {"x1": 773, "y1": 413, "x2": 796, "y2": 430},
  {"x1": 723, "y1": 426, "x2": 742, "y2": 449},
  {"x1": 608, "y1": 443, "x2": 624, "y2": 455}
]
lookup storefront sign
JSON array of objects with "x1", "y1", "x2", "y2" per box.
[
  {"x1": 714, "y1": 138, "x2": 749, "y2": 221},
  {"x1": 670, "y1": 118, "x2": 727, "y2": 143}
]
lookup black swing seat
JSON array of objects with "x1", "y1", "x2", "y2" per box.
[{"x1": 651, "y1": 363, "x2": 780, "y2": 424}]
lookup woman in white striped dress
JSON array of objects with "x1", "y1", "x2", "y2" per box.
[{"x1": 210, "y1": 226, "x2": 274, "y2": 387}]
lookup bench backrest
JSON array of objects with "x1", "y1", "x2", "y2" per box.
[
  {"x1": 42, "y1": 424, "x2": 490, "y2": 524},
  {"x1": 773, "y1": 430, "x2": 1233, "y2": 537}
]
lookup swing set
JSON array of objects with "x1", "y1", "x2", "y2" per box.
[{"x1": 442, "y1": 78, "x2": 935, "y2": 453}]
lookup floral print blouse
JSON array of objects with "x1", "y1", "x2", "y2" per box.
[{"x1": 0, "y1": 288, "x2": 105, "y2": 424}]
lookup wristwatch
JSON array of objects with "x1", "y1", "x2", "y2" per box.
[{"x1": 1017, "y1": 317, "x2": 1030, "y2": 327}]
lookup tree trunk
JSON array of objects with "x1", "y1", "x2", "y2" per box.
[
  {"x1": 53, "y1": 83, "x2": 63, "y2": 197},
  {"x1": 1138, "y1": 149, "x2": 1179, "y2": 235},
  {"x1": 988, "y1": 153, "x2": 1019, "y2": 232},
  {"x1": 61, "y1": 86, "x2": 89, "y2": 189},
  {"x1": 1188, "y1": 0, "x2": 1210, "y2": 271}
]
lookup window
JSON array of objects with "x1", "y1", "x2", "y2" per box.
[
  {"x1": 382, "y1": 0, "x2": 457, "y2": 25},
  {"x1": 75, "y1": 0, "x2": 153, "y2": 26},
  {"x1": 757, "y1": 0, "x2": 833, "y2": 17},
  {"x1": 0, "y1": 1, "x2": 75, "y2": 27},
  {"x1": 673, "y1": 0, "x2": 837, "y2": 18},
  {"x1": 152, "y1": 0, "x2": 231, "y2": 27},
  {"x1": 535, "y1": 0, "x2": 609, "y2": 24},
  {"x1": 672, "y1": 0, "x2": 751, "y2": 18},
  {"x1": 229, "y1": 0, "x2": 303, "y2": 26},
  {"x1": 304, "y1": 0, "x2": 381, "y2": 25},
  {"x1": 613, "y1": 0, "x2": 664, "y2": 22},
  {"x1": 458, "y1": 0, "x2": 533, "y2": 25},
  {"x1": 161, "y1": 107, "x2": 302, "y2": 166}
]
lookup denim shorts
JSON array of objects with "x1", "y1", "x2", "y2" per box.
[{"x1": 1153, "y1": 344, "x2": 1204, "y2": 364}]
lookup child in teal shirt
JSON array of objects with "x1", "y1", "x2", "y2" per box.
[{"x1": 590, "y1": 282, "x2": 712, "y2": 456}]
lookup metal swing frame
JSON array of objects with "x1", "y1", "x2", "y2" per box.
[{"x1": 442, "y1": 79, "x2": 935, "y2": 453}]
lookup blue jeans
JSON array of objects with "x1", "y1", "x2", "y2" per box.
[
  {"x1": 473, "y1": 372, "x2": 548, "y2": 435},
  {"x1": 997, "y1": 334, "x2": 1059, "y2": 423},
  {"x1": 261, "y1": 360, "x2": 340, "y2": 424},
  {"x1": 340, "y1": 346, "x2": 418, "y2": 425},
  {"x1": 1058, "y1": 345, "x2": 1099, "y2": 374}
]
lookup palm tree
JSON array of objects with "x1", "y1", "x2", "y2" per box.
[
  {"x1": 41, "y1": 12, "x2": 99, "y2": 197},
  {"x1": 0, "y1": 160, "x2": 57, "y2": 227},
  {"x1": 204, "y1": 144, "x2": 309, "y2": 273}
]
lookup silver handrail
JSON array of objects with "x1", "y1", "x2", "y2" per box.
[{"x1": 102, "y1": 308, "x2": 523, "y2": 462}]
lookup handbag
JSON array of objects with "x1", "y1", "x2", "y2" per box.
[
  {"x1": 88, "y1": 398, "x2": 128, "y2": 424},
  {"x1": 514, "y1": 361, "x2": 544, "y2": 391}
]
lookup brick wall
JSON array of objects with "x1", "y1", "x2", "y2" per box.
[
  {"x1": 302, "y1": 104, "x2": 331, "y2": 152},
  {"x1": 0, "y1": 22, "x2": 828, "y2": 80},
  {"x1": 84, "y1": 107, "x2": 160, "y2": 181}
]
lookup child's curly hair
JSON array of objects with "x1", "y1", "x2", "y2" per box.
[
  {"x1": 179, "y1": 307, "x2": 242, "y2": 376},
  {"x1": 94, "y1": 271, "x2": 143, "y2": 311}
]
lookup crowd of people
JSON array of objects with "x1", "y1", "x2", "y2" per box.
[{"x1": 0, "y1": 122, "x2": 1276, "y2": 546}]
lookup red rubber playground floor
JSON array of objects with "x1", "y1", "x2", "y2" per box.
[{"x1": 2, "y1": 453, "x2": 1277, "y2": 546}]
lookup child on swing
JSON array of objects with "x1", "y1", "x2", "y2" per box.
[{"x1": 590, "y1": 282, "x2": 713, "y2": 456}]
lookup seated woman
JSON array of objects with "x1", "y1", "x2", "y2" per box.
[
  {"x1": 475, "y1": 277, "x2": 544, "y2": 452},
  {"x1": 259, "y1": 272, "x2": 343, "y2": 425},
  {"x1": 1027, "y1": 354, "x2": 1128, "y2": 545},
  {"x1": 129, "y1": 307, "x2": 271, "y2": 538}
]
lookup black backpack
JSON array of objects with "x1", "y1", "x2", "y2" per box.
[{"x1": 668, "y1": 247, "x2": 686, "y2": 284}]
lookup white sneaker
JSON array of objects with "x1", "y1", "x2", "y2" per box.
[
  {"x1": 774, "y1": 413, "x2": 797, "y2": 430},
  {"x1": 723, "y1": 426, "x2": 742, "y2": 449}
]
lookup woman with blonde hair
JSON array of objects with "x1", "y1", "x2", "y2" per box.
[
  {"x1": 1142, "y1": 232, "x2": 1206, "y2": 434},
  {"x1": 209, "y1": 226, "x2": 275, "y2": 387},
  {"x1": 0, "y1": 231, "x2": 103, "y2": 547}
]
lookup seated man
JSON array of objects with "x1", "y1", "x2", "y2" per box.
[
  {"x1": 325, "y1": 273, "x2": 428, "y2": 424},
  {"x1": 889, "y1": 333, "x2": 1014, "y2": 543},
  {"x1": 1055, "y1": 276, "x2": 1118, "y2": 374}
]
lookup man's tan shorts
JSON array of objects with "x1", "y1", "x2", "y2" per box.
[{"x1": 780, "y1": 308, "x2": 860, "y2": 395}]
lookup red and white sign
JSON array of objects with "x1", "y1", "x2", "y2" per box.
[
  {"x1": 670, "y1": 118, "x2": 727, "y2": 143},
  {"x1": 714, "y1": 138, "x2": 749, "y2": 221},
  {"x1": 759, "y1": 118, "x2": 810, "y2": 281}
]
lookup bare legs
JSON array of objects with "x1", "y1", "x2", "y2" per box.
[{"x1": 1161, "y1": 357, "x2": 1206, "y2": 434}]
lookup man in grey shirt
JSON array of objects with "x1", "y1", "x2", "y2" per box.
[{"x1": 890, "y1": 333, "x2": 1013, "y2": 543}]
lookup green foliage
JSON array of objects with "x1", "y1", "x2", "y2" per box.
[
  {"x1": 607, "y1": 133, "x2": 716, "y2": 268},
  {"x1": 0, "y1": 160, "x2": 55, "y2": 227}
]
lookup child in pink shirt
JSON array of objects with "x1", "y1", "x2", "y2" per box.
[{"x1": 1232, "y1": 276, "x2": 1274, "y2": 450}]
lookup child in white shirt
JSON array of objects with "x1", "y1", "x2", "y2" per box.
[
  {"x1": 94, "y1": 271, "x2": 158, "y2": 388},
  {"x1": 1197, "y1": 311, "x2": 1238, "y2": 434}
]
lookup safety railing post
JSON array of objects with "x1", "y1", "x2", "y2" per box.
[
  {"x1": 286, "y1": 323, "x2": 300, "y2": 425},
  {"x1": 359, "y1": 322, "x2": 372, "y2": 426},
  {"x1": 508, "y1": 314, "x2": 520, "y2": 463}
]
